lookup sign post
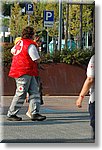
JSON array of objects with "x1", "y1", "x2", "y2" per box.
[
  {"x1": 58, "y1": 0, "x2": 62, "y2": 51},
  {"x1": 25, "y1": 3, "x2": 33, "y2": 25},
  {"x1": 43, "y1": 10, "x2": 54, "y2": 52}
]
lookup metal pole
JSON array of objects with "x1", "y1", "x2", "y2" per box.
[
  {"x1": 92, "y1": 2, "x2": 95, "y2": 51},
  {"x1": 58, "y1": 0, "x2": 62, "y2": 51},
  {"x1": 47, "y1": 28, "x2": 49, "y2": 53},
  {"x1": 69, "y1": 4, "x2": 72, "y2": 50},
  {"x1": 28, "y1": 15, "x2": 30, "y2": 26},
  {"x1": 80, "y1": 4, "x2": 83, "y2": 49},
  {"x1": 65, "y1": 3, "x2": 69, "y2": 49}
]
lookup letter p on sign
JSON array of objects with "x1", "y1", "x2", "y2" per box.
[
  {"x1": 46, "y1": 12, "x2": 52, "y2": 20},
  {"x1": 28, "y1": 4, "x2": 32, "y2": 10}
]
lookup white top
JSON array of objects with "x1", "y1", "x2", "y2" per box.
[
  {"x1": 87, "y1": 55, "x2": 95, "y2": 104},
  {"x1": 28, "y1": 44, "x2": 40, "y2": 61}
]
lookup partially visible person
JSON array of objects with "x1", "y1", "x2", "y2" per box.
[
  {"x1": 25, "y1": 35, "x2": 44, "y2": 118},
  {"x1": 33, "y1": 34, "x2": 44, "y2": 105},
  {"x1": 7, "y1": 26, "x2": 46, "y2": 121},
  {"x1": 26, "y1": 76, "x2": 44, "y2": 118},
  {"x1": 14, "y1": 37, "x2": 21, "y2": 45},
  {"x1": 76, "y1": 55, "x2": 95, "y2": 140}
]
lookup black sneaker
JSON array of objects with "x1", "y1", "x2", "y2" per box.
[
  {"x1": 31, "y1": 114, "x2": 46, "y2": 121},
  {"x1": 7, "y1": 115, "x2": 22, "y2": 121}
]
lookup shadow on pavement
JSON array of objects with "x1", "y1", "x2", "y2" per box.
[{"x1": 1, "y1": 138, "x2": 94, "y2": 143}]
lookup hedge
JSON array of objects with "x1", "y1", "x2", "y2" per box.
[{"x1": 2, "y1": 43, "x2": 95, "y2": 67}]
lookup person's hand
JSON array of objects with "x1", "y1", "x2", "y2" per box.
[{"x1": 76, "y1": 97, "x2": 83, "y2": 108}]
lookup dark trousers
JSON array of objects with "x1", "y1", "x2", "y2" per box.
[
  {"x1": 89, "y1": 101, "x2": 95, "y2": 139},
  {"x1": 35, "y1": 76, "x2": 44, "y2": 105}
]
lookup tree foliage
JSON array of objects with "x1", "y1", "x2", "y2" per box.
[
  {"x1": 1, "y1": 18, "x2": 10, "y2": 27},
  {"x1": 2, "y1": 2, "x2": 11, "y2": 16},
  {"x1": 2, "y1": 1, "x2": 94, "y2": 45},
  {"x1": 68, "y1": 4, "x2": 93, "y2": 37},
  {"x1": 9, "y1": 2, "x2": 28, "y2": 38}
]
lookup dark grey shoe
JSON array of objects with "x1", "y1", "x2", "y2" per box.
[
  {"x1": 31, "y1": 113, "x2": 46, "y2": 121},
  {"x1": 7, "y1": 115, "x2": 22, "y2": 121}
]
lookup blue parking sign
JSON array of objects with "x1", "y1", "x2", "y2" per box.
[
  {"x1": 44, "y1": 10, "x2": 54, "y2": 27},
  {"x1": 26, "y1": 3, "x2": 33, "y2": 14}
]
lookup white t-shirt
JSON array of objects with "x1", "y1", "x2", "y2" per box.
[
  {"x1": 28, "y1": 44, "x2": 40, "y2": 61},
  {"x1": 87, "y1": 55, "x2": 95, "y2": 104}
]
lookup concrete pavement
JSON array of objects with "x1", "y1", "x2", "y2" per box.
[{"x1": 0, "y1": 96, "x2": 94, "y2": 143}]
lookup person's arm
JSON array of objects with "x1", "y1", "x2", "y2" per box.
[
  {"x1": 76, "y1": 76, "x2": 94, "y2": 108},
  {"x1": 76, "y1": 55, "x2": 95, "y2": 108},
  {"x1": 28, "y1": 44, "x2": 41, "y2": 63}
]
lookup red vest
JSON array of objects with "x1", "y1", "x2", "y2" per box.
[{"x1": 9, "y1": 38, "x2": 39, "y2": 78}]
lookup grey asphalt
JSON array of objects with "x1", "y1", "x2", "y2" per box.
[{"x1": 0, "y1": 96, "x2": 94, "y2": 143}]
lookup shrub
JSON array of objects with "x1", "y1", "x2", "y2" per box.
[
  {"x1": 41, "y1": 48, "x2": 94, "y2": 67},
  {"x1": 2, "y1": 43, "x2": 95, "y2": 67},
  {"x1": 2, "y1": 43, "x2": 14, "y2": 67},
  {"x1": 60, "y1": 48, "x2": 95, "y2": 66}
]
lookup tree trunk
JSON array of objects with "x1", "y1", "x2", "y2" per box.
[
  {"x1": 65, "y1": 3, "x2": 69, "y2": 49},
  {"x1": 80, "y1": 4, "x2": 83, "y2": 49}
]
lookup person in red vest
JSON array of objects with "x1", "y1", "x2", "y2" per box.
[
  {"x1": 13, "y1": 36, "x2": 44, "y2": 119},
  {"x1": 7, "y1": 26, "x2": 46, "y2": 121}
]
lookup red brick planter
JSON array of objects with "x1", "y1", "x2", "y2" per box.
[{"x1": 3, "y1": 63, "x2": 86, "y2": 96}]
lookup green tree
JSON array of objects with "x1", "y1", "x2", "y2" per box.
[
  {"x1": 82, "y1": 5, "x2": 93, "y2": 33},
  {"x1": 32, "y1": 2, "x2": 46, "y2": 33},
  {"x1": 67, "y1": 4, "x2": 93, "y2": 48},
  {"x1": 1, "y1": 18, "x2": 10, "y2": 27},
  {"x1": 9, "y1": 2, "x2": 28, "y2": 38},
  {"x1": 2, "y1": 2, "x2": 11, "y2": 16}
]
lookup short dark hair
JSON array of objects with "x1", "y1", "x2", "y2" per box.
[{"x1": 22, "y1": 26, "x2": 34, "y2": 39}]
